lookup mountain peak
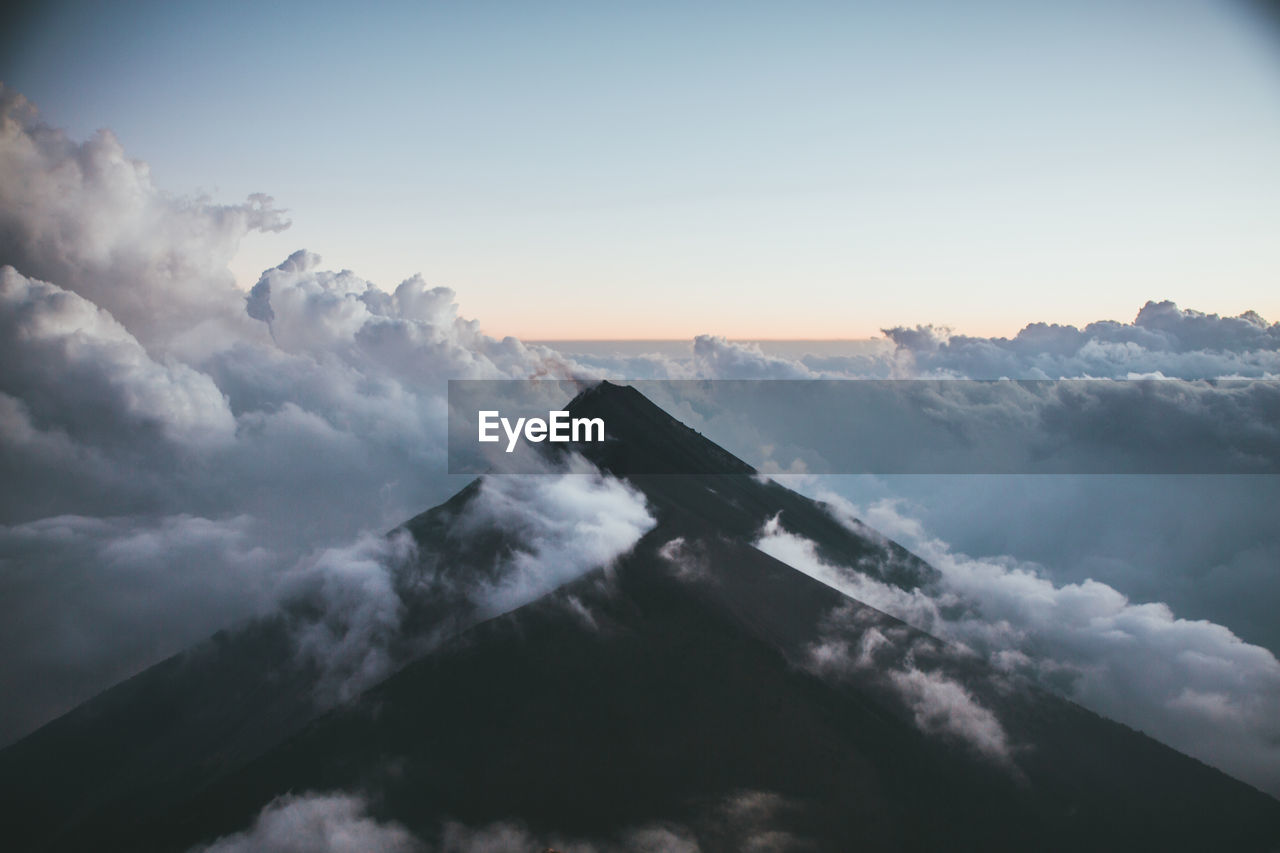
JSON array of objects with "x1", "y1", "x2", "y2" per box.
[{"x1": 564, "y1": 381, "x2": 755, "y2": 476}]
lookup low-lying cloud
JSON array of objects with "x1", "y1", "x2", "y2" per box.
[
  {"x1": 0, "y1": 513, "x2": 277, "y2": 742},
  {"x1": 455, "y1": 464, "x2": 656, "y2": 616},
  {"x1": 188, "y1": 789, "x2": 807, "y2": 853},
  {"x1": 275, "y1": 464, "x2": 653, "y2": 706},
  {"x1": 188, "y1": 792, "x2": 422, "y2": 853},
  {"x1": 757, "y1": 499, "x2": 1280, "y2": 795}
]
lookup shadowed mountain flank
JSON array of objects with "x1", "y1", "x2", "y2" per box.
[{"x1": 2, "y1": 382, "x2": 1277, "y2": 852}]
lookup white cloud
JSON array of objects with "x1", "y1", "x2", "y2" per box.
[
  {"x1": 691, "y1": 336, "x2": 818, "y2": 379},
  {"x1": 0, "y1": 88, "x2": 609, "y2": 740},
  {"x1": 886, "y1": 666, "x2": 1011, "y2": 764},
  {"x1": 0, "y1": 86, "x2": 286, "y2": 359},
  {"x1": 452, "y1": 463, "x2": 656, "y2": 617},
  {"x1": 282, "y1": 530, "x2": 419, "y2": 704},
  {"x1": 187, "y1": 791, "x2": 705, "y2": 853},
  {"x1": 800, "y1": 596, "x2": 1015, "y2": 766},
  {"x1": 189, "y1": 792, "x2": 421, "y2": 853},
  {"x1": 271, "y1": 461, "x2": 653, "y2": 706},
  {"x1": 0, "y1": 267, "x2": 236, "y2": 449},
  {"x1": 880, "y1": 301, "x2": 1280, "y2": 380},
  {"x1": 757, "y1": 497, "x2": 1280, "y2": 795}
]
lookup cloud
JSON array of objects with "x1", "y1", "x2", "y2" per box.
[
  {"x1": 454, "y1": 463, "x2": 656, "y2": 616},
  {"x1": 196, "y1": 787, "x2": 808, "y2": 853},
  {"x1": 432, "y1": 790, "x2": 805, "y2": 852},
  {"x1": 885, "y1": 665, "x2": 1011, "y2": 763},
  {"x1": 0, "y1": 88, "x2": 605, "y2": 740},
  {"x1": 0, "y1": 266, "x2": 236, "y2": 452},
  {"x1": 189, "y1": 792, "x2": 422, "y2": 853},
  {"x1": 691, "y1": 336, "x2": 819, "y2": 379},
  {"x1": 777, "y1": 523, "x2": 1014, "y2": 766},
  {"x1": 757, "y1": 499, "x2": 1280, "y2": 795},
  {"x1": 276, "y1": 464, "x2": 654, "y2": 705},
  {"x1": 0, "y1": 513, "x2": 278, "y2": 745},
  {"x1": 880, "y1": 301, "x2": 1280, "y2": 380},
  {"x1": 0, "y1": 86, "x2": 287, "y2": 359},
  {"x1": 187, "y1": 791, "x2": 703, "y2": 853},
  {"x1": 282, "y1": 530, "x2": 420, "y2": 705},
  {"x1": 658, "y1": 536, "x2": 712, "y2": 582},
  {"x1": 557, "y1": 301, "x2": 1280, "y2": 382}
]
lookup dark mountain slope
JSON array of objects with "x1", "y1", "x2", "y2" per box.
[
  {"x1": 108, "y1": 528, "x2": 1280, "y2": 852},
  {"x1": 2, "y1": 381, "x2": 1278, "y2": 852},
  {"x1": 561, "y1": 381, "x2": 936, "y2": 590}
]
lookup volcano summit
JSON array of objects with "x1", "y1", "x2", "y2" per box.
[{"x1": 1, "y1": 382, "x2": 1278, "y2": 852}]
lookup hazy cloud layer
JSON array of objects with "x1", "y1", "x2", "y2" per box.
[{"x1": 0, "y1": 513, "x2": 277, "y2": 741}]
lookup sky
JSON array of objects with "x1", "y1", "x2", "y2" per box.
[{"x1": 4, "y1": 0, "x2": 1279, "y2": 339}]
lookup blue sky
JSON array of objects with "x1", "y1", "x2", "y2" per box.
[{"x1": 5, "y1": 0, "x2": 1280, "y2": 338}]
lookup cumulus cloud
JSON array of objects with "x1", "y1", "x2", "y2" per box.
[
  {"x1": 757, "y1": 500, "x2": 1280, "y2": 795},
  {"x1": 0, "y1": 266, "x2": 235, "y2": 452},
  {"x1": 0, "y1": 87, "x2": 604, "y2": 741},
  {"x1": 0, "y1": 86, "x2": 287, "y2": 358}
]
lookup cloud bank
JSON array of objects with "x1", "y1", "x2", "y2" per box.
[
  {"x1": 554, "y1": 301, "x2": 1280, "y2": 381},
  {"x1": 0, "y1": 86, "x2": 603, "y2": 742}
]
